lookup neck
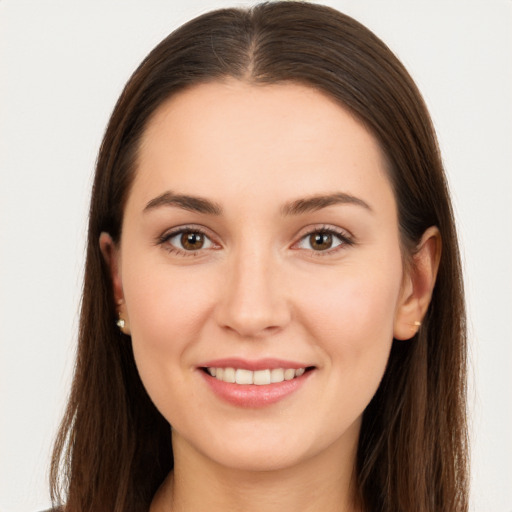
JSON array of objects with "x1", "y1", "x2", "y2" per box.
[{"x1": 151, "y1": 427, "x2": 362, "y2": 512}]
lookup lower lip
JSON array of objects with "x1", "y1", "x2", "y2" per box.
[{"x1": 200, "y1": 370, "x2": 312, "y2": 408}]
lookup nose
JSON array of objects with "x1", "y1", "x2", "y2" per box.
[{"x1": 214, "y1": 246, "x2": 291, "y2": 339}]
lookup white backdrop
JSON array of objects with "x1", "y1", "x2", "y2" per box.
[{"x1": 1, "y1": 1, "x2": 511, "y2": 511}]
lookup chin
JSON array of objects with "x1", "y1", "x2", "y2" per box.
[
  {"x1": 191, "y1": 420, "x2": 345, "y2": 473},
  {"x1": 208, "y1": 444, "x2": 310, "y2": 473}
]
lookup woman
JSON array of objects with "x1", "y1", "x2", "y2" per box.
[{"x1": 49, "y1": 2, "x2": 468, "y2": 511}]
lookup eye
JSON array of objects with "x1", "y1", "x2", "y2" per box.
[
  {"x1": 295, "y1": 228, "x2": 352, "y2": 252},
  {"x1": 159, "y1": 227, "x2": 216, "y2": 255}
]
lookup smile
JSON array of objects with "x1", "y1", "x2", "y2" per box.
[
  {"x1": 205, "y1": 367, "x2": 306, "y2": 385},
  {"x1": 199, "y1": 360, "x2": 315, "y2": 408}
]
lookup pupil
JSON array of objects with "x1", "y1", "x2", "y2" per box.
[
  {"x1": 181, "y1": 232, "x2": 204, "y2": 250},
  {"x1": 311, "y1": 232, "x2": 332, "y2": 250}
]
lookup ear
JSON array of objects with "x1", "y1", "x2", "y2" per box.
[
  {"x1": 393, "y1": 226, "x2": 441, "y2": 340},
  {"x1": 99, "y1": 232, "x2": 131, "y2": 335}
]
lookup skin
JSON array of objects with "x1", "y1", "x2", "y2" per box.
[{"x1": 100, "y1": 80, "x2": 440, "y2": 512}]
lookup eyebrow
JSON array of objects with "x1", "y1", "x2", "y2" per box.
[
  {"x1": 144, "y1": 191, "x2": 223, "y2": 215},
  {"x1": 143, "y1": 190, "x2": 372, "y2": 216},
  {"x1": 281, "y1": 192, "x2": 372, "y2": 215}
]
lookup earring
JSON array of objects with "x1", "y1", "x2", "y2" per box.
[
  {"x1": 116, "y1": 311, "x2": 130, "y2": 334},
  {"x1": 409, "y1": 320, "x2": 422, "y2": 333},
  {"x1": 115, "y1": 299, "x2": 128, "y2": 332}
]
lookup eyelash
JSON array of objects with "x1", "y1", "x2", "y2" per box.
[
  {"x1": 156, "y1": 225, "x2": 216, "y2": 257},
  {"x1": 156, "y1": 224, "x2": 354, "y2": 257},
  {"x1": 293, "y1": 225, "x2": 354, "y2": 255}
]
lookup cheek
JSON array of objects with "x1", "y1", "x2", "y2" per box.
[
  {"x1": 122, "y1": 257, "x2": 216, "y2": 387},
  {"x1": 123, "y1": 264, "x2": 222, "y2": 428},
  {"x1": 297, "y1": 258, "x2": 403, "y2": 385},
  {"x1": 292, "y1": 262, "x2": 403, "y2": 436},
  {"x1": 301, "y1": 264, "x2": 401, "y2": 337}
]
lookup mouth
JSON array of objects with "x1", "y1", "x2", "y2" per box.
[
  {"x1": 202, "y1": 366, "x2": 313, "y2": 385},
  {"x1": 198, "y1": 360, "x2": 315, "y2": 408}
]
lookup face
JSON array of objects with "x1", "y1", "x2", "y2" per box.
[{"x1": 106, "y1": 80, "x2": 416, "y2": 473}]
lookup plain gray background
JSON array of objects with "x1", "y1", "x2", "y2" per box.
[{"x1": 1, "y1": 1, "x2": 511, "y2": 511}]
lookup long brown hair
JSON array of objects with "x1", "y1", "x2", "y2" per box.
[{"x1": 50, "y1": 2, "x2": 468, "y2": 511}]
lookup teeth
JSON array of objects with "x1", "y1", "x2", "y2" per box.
[
  {"x1": 235, "y1": 368, "x2": 253, "y2": 385},
  {"x1": 253, "y1": 369, "x2": 271, "y2": 385},
  {"x1": 223, "y1": 367, "x2": 236, "y2": 383},
  {"x1": 270, "y1": 368, "x2": 284, "y2": 383},
  {"x1": 206, "y1": 366, "x2": 307, "y2": 385},
  {"x1": 284, "y1": 368, "x2": 295, "y2": 381}
]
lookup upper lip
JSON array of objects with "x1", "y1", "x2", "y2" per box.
[{"x1": 198, "y1": 357, "x2": 313, "y2": 371}]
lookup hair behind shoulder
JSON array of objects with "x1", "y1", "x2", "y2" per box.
[{"x1": 50, "y1": 3, "x2": 468, "y2": 511}]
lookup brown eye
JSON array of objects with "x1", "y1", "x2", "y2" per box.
[
  {"x1": 181, "y1": 232, "x2": 205, "y2": 250},
  {"x1": 164, "y1": 229, "x2": 214, "y2": 253},
  {"x1": 309, "y1": 232, "x2": 333, "y2": 251},
  {"x1": 295, "y1": 229, "x2": 349, "y2": 253}
]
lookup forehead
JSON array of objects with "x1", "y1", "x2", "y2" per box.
[{"x1": 131, "y1": 79, "x2": 394, "y2": 214}]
